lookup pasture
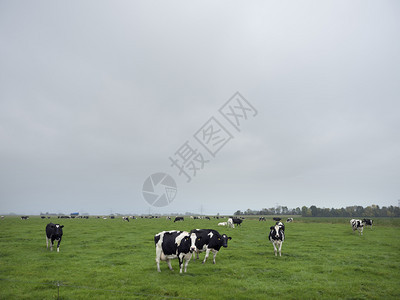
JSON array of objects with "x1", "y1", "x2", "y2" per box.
[{"x1": 0, "y1": 216, "x2": 399, "y2": 299}]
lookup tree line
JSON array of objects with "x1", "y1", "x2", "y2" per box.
[{"x1": 234, "y1": 204, "x2": 400, "y2": 218}]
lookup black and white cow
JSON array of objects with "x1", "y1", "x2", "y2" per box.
[
  {"x1": 174, "y1": 217, "x2": 184, "y2": 223},
  {"x1": 154, "y1": 230, "x2": 197, "y2": 273},
  {"x1": 287, "y1": 218, "x2": 293, "y2": 222},
  {"x1": 273, "y1": 217, "x2": 281, "y2": 222},
  {"x1": 259, "y1": 217, "x2": 266, "y2": 221},
  {"x1": 46, "y1": 223, "x2": 64, "y2": 252},
  {"x1": 21, "y1": 216, "x2": 29, "y2": 220},
  {"x1": 122, "y1": 217, "x2": 129, "y2": 222},
  {"x1": 362, "y1": 218, "x2": 373, "y2": 228},
  {"x1": 268, "y1": 222, "x2": 285, "y2": 256},
  {"x1": 190, "y1": 229, "x2": 232, "y2": 264},
  {"x1": 232, "y1": 218, "x2": 243, "y2": 227},
  {"x1": 350, "y1": 219, "x2": 364, "y2": 235}
]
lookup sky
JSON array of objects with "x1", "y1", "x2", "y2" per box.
[{"x1": 1, "y1": 1, "x2": 399, "y2": 216}]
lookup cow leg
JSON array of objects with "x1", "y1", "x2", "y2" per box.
[
  {"x1": 178, "y1": 256, "x2": 184, "y2": 273},
  {"x1": 155, "y1": 247, "x2": 162, "y2": 272},
  {"x1": 272, "y1": 242, "x2": 277, "y2": 256},
  {"x1": 202, "y1": 249, "x2": 211, "y2": 264},
  {"x1": 183, "y1": 258, "x2": 190, "y2": 273},
  {"x1": 46, "y1": 236, "x2": 49, "y2": 249},
  {"x1": 193, "y1": 249, "x2": 199, "y2": 260},
  {"x1": 212, "y1": 249, "x2": 218, "y2": 264},
  {"x1": 56, "y1": 238, "x2": 61, "y2": 252},
  {"x1": 50, "y1": 238, "x2": 55, "y2": 251},
  {"x1": 278, "y1": 241, "x2": 282, "y2": 256},
  {"x1": 167, "y1": 259, "x2": 173, "y2": 271}
]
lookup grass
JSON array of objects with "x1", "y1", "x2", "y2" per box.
[{"x1": 0, "y1": 216, "x2": 399, "y2": 299}]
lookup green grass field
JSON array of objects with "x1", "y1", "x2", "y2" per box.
[{"x1": 1, "y1": 216, "x2": 399, "y2": 299}]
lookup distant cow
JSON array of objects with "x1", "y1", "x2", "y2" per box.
[
  {"x1": 268, "y1": 222, "x2": 285, "y2": 256},
  {"x1": 227, "y1": 218, "x2": 235, "y2": 228},
  {"x1": 218, "y1": 222, "x2": 227, "y2": 226},
  {"x1": 350, "y1": 219, "x2": 364, "y2": 235},
  {"x1": 273, "y1": 217, "x2": 281, "y2": 222},
  {"x1": 45, "y1": 223, "x2": 64, "y2": 252},
  {"x1": 259, "y1": 217, "x2": 266, "y2": 221},
  {"x1": 287, "y1": 218, "x2": 293, "y2": 223},
  {"x1": 154, "y1": 230, "x2": 197, "y2": 273},
  {"x1": 232, "y1": 218, "x2": 243, "y2": 227},
  {"x1": 174, "y1": 217, "x2": 184, "y2": 222},
  {"x1": 21, "y1": 216, "x2": 29, "y2": 220},
  {"x1": 190, "y1": 229, "x2": 232, "y2": 264},
  {"x1": 362, "y1": 219, "x2": 373, "y2": 228},
  {"x1": 122, "y1": 217, "x2": 129, "y2": 222}
]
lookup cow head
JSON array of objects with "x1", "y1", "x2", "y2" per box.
[
  {"x1": 54, "y1": 224, "x2": 64, "y2": 236},
  {"x1": 189, "y1": 232, "x2": 198, "y2": 253},
  {"x1": 220, "y1": 234, "x2": 232, "y2": 248},
  {"x1": 271, "y1": 225, "x2": 282, "y2": 239}
]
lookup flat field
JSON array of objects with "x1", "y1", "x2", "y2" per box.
[{"x1": 0, "y1": 216, "x2": 399, "y2": 299}]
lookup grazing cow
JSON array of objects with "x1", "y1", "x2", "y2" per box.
[
  {"x1": 287, "y1": 218, "x2": 293, "y2": 223},
  {"x1": 45, "y1": 223, "x2": 64, "y2": 252},
  {"x1": 350, "y1": 219, "x2": 364, "y2": 235},
  {"x1": 268, "y1": 222, "x2": 285, "y2": 256},
  {"x1": 218, "y1": 222, "x2": 227, "y2": 226},
  {"x1": 21, "y1": 216, "x2": 29, "y2": 220},
  {"x1": 154, "y1": 230, "x2": 197, "y2": 273},
  {"x1": 362, "y1": 218, "x2": 373, "y2": 228},
  {"x1": 190, "y1": 229, "x2": 232, "y2": 264},
  {"x1": 122, "y1": 217, "x2": 129, "y2": 222},
  {"x1": 232, "y1": 218, "x2": 243, "y2": 227},
  {"x1": 273, "y1": 217, "x2": 281, "y2": 222},
  {"x1": 174, "y1": 217, "x2": 184, "y2": 222},
  {"x1": 259, "y1": 217, "x2": 266, "y2": 221}
]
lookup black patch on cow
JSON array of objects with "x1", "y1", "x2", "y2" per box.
[
  {"x1": 154, "y1": 234, "x2": 161, "y2": 245},
  {"x1": 161, "y1": 231, "x2": 183, "y2": 255},
  {"x1": 177, "y1": 235, "x2": 192, "y2": 254}
]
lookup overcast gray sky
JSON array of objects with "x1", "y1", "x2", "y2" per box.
[{"x1": 1, "y1": 1, "x2": 399, "y2": 215}]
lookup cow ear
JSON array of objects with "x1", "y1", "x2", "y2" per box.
[
  {"x1": 60, "y1": 225, "x2": 64, "y2": 228},
  {"x1": 270, "y1": 226, "x2": 274, "y2": 230},
  {"x1": 228, "y1": 237, "x2": 232, "y2": 240}
]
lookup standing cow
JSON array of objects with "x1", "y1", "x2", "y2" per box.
[
  {"x1": 350, "y1": 219, "x2": 364, "y2": 235},
  {"x1": 228, "y1": 217, "x2": 243, "y2": 227},
  {"x1": 190, "y1": 229, "x2": 232, "y2": 264},
  {"x1": 46, "y1": 223, "x2": 64, "y2": 252},
  {"x1": 174, "y1": 217, "x2": 184, "y2": 223},
  {"x1": 154, "y1": 230, "x2": 197, "y2": 273},
  {"x1": 268, "y1": 222, "x2": 285, "y2": 256},
  {"x1": 362, "y1": 218, "x2": 373, "y2": 228}
]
